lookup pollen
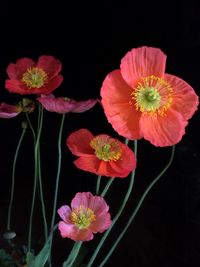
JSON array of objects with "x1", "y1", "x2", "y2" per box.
[
  {"x1": 90, "y1": 135, "x2": 122, "y2": 161},
  {"x1": 70, "y1": 206, "x2": 96, "y2": 229},
  {"x1": 21, "y1": 67, "x2": 48, "y2": 88},
  {"x1": 130, "y1": 75, "x2": 173, "y2": 116}
]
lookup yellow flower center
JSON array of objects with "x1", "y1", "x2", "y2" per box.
[
  {"x1": 70, "y1": 206, "x2": 96, "y2": 229},
  {"x1": 130, "y1": 75, "x2": 173, "y2": 116},
  {"x1": 90, "y1": 135, "x2": 122, "y2": 161},
  {"x1": 21, "y1": 67, "x2": 48, "y2": 88}
]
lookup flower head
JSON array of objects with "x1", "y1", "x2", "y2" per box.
[
  {"x1": 101, "y1": 46, "x2": 199, "y2": 147},
  {"x1": 57, "y1": 192, "x2": 112, "y2": 241},
  {"x1": 0, "y1": 103, "x2": 22, "y2": 118},
  {"x1": 37, "y1": 94, "x2": 97, "y2": 113},
  {"x1": 67, "y1": 129, "x2": 136, "y2": 178},
  {"x1": 6, "y1": 55, "x2": 63, "y2": 95}
]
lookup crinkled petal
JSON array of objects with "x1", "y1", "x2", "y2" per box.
[
  {"x1": 57, "y1": 205, "x2": 71, "y2": 222},
  {"x1": 67, "y1": 129, "x2": 94, "y2": 156},
  {"x1": 58, "y1": 221, "x2": 94, "y2": 241},
  {"x1": 90, "y1": 212, "x2": 111, "y2": 233},
  {"x1": 101, "y1": 70, "x2": 141, "y2": 139},
  {"x1": 7, "y1": 58, "x2": 35, "y2": 79},
  {"x1": 37, "y1": 55, "x2": 62, "y2": 79},
  {"x1": 140, "y1": 109, "x2": 188, "y2": 147},
  {"x1": 164, "y1": 73, "x2": 199, "y2": 120},
  {"x1": 120, "y1": 46, "x2": 167, "y2": 88},
  {"x1": 36, "y1": 75, "x2": 63, "y2": 94},
  {"x1": 0, "y1": 103, "x2": 21, "y2": 118}
]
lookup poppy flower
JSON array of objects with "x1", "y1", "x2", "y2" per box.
[
  {"x1": 67, "y1": 129, "x2": 136, "y2": 178},
  {"x1": 5, "y1": 55, "x2": 63, "y2": 95},
  {"x1": 57, "y1": 192, "x2": 112, "y2": 241},
  {"x1": 101, "y1": 46, "x2": 199, "y2": 147},
  {"x1": 0, "y1": 103, "x2": 21, "y2": 118},
  {"x1": 37, "y1": 94, "x2": 97, "y2": 113}
]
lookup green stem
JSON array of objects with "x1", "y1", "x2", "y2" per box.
[
  {"x1": 49, "y1": 114, "x2": 66, "y2": 263},
  {"x1": 100, "y1": 178, "x2": 114, "y2": 197},
  {"x1": 98, "y1": 145, "x2": 175, "y2": 267},
  {"x1": 26, "y1": 111, "x2": 48, "y2": 242},
  {"x1": 28, "y1": 106, "x2": 44, "y2": 251},
  {"x1": 96, "y1": 175, "x2": 102, "y2": 195},
  {"x1": 62, "y1": 242, "x2": 82, "y2": 267},
  {"x1": 87, "y1": 140, "x2": 137, "y2": 267},
  {"x1": 7, "y1": 124, "x2": 27, "y2": 230}
]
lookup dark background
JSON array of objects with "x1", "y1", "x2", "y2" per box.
[{"x1": 0, "y1": 1, "x2": 200, "y2": 266}]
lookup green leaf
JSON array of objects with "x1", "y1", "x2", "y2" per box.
[{"x1": 26, "y1": 240, "x2": 50, "y2": 267}]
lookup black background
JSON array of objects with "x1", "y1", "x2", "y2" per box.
[{"x1": 0, "y1": 1, "x2": 200, "y2": 267}]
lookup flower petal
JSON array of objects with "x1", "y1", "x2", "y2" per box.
[
  {"x1": 73, "y1": 155, "x2": 103, "y2": 175},
  {"x1": 58, "y1": 221, "x2": 94, "y2": 241},
  {"x1": 90, "y1": 212, "x2": 111, "y2": 233},
  {"x1": 120, "y1": 46, "x2": 167, "y2": 88},
  {"x1": 37, "y1": 55, "x2": 62, "y2": 79},
  {"x1": 57, "y1": 205, "x2": 71, "y2": 222},
  {"x1": 5, "y1": 79, "x2": 30, "y2": 95},
  {"x1": 101, "y1": 70, "x2": 141, "y2": 139},
  {"x1": 37, "y1": 75, "x2": 63, "y2": 94},
  {"x1": 67, "y1": 129, "x2": 94, "y2": 156},
  {"x1": 87, "y1": 195, "x2": 109, "y2": 215},
  {"x1": 38, "y1": 94, "x2": 75, "y2": 113},
  {"x1": 7, "y1": 58, "x2": 35, "y2": 79},
  {"x1": 164, "y1": 73, "x2": 199, "y2": 120},
  {"x1": 71, "y1": 192, "x2": 92, "y2": 209},
  {"x1": 0, "y1": 103, "x2": 21, "y2": 118},
  {"x1": 72, "y1": 99, "x2": 97, "y2": 113},
  {"x1": 109, "y1": 143, "x2": 137, "y2": 178},
  {"x1": 140, "y1": 109, "x2": 188, "y2": 147}
]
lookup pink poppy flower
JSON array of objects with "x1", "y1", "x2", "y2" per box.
[
  {"x1": 37, "y1": 94, "x2": 97, "y2": 113},
  {"x1": 0, "y1": 103, "x2": 21, "y2": 118},
  {"x1": 66, "y1": 129, "x2": 136, "y2": 178},
  {"x1": 5, "y1": 55, "x2": 63, "y2": 95},
  {"x1": 57, "y1": 192, "x2": 112, "y2": 241},
  {"x1": 101, "y1": 46, "x2": 199, "y2": 147}
]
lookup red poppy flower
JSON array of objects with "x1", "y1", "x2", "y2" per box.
[
  {"x1": 101, "y1": 46, "x2": 199, "y2": 147},
  {"x1": 5, "y1": 55, "x2": 63, "y2": 95},
  {"x1": 37, "y1": 94, "x2": 97, "y2": 113},
  {"x1": 0, "y1": 103, "x2": 21, "y2": 118},
  {"x1": 67, "y1": 129, "x2": 136, "y2": 178}
]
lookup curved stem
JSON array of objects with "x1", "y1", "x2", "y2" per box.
[
  {"x1": 7, "y1": 125, "x2": 27, "y2": 230},
  {"x1": 28, "y1": 106, "x2": 44, "y2": 251},
  {"x1": 100, "y1": 178, "x2": 114, "y2": 197},
  {"x1": 49, "y1": 114, "x2": 66, "y2": 264},
  {"x1": 26, "y1": 111, "x2": 48, "y2": 242},
  {"x1": 62, "y1": 242, "x2": 82, "y2": 267},
  {"x1": 87, "y1": 140, "x2": 137, "y2": 267},
  {"x1": 96, "y1": 175, "x2": 102, "y2": 195},
  {"x1": 99, "y1": 146, "x2": 175, "y2": 267}
]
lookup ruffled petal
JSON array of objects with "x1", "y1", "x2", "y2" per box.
[
  {"x1": 0, "y1": 103, "x2": 21, "y2": 118},
  {"x1": 101, "y1": 70, "x2": 141, "y2": 139},
  {"x1": 164, "y1": 73, "x2": 199, "y2": 120},
  {"x1": 120, "y1": 46, "x2": 167, "y2": 88},
  {"x1": 140, "y1": 109, "x2": 188, "y2": 147},
  {"x1": 90, "y1": 212, "x2": 111, "y2": 233},
  {"x1": 7, "y1": 58, "x2": 35, "y2": 79},
  {"x1": 36, "y1": 75, "x2": 63, "y2": 94},
  {"x1": 5, "y1": 79, "x2": 31, "y2": 95},
  {"x1": 67, "y1": 129, "x2": 94, "y2": 156},
  {"x1": 37, "y1": 55, "x2": 62, "y2": 79},
  {"x1": 57, "y1": 205, "x2": 71, "y2": 222}
]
